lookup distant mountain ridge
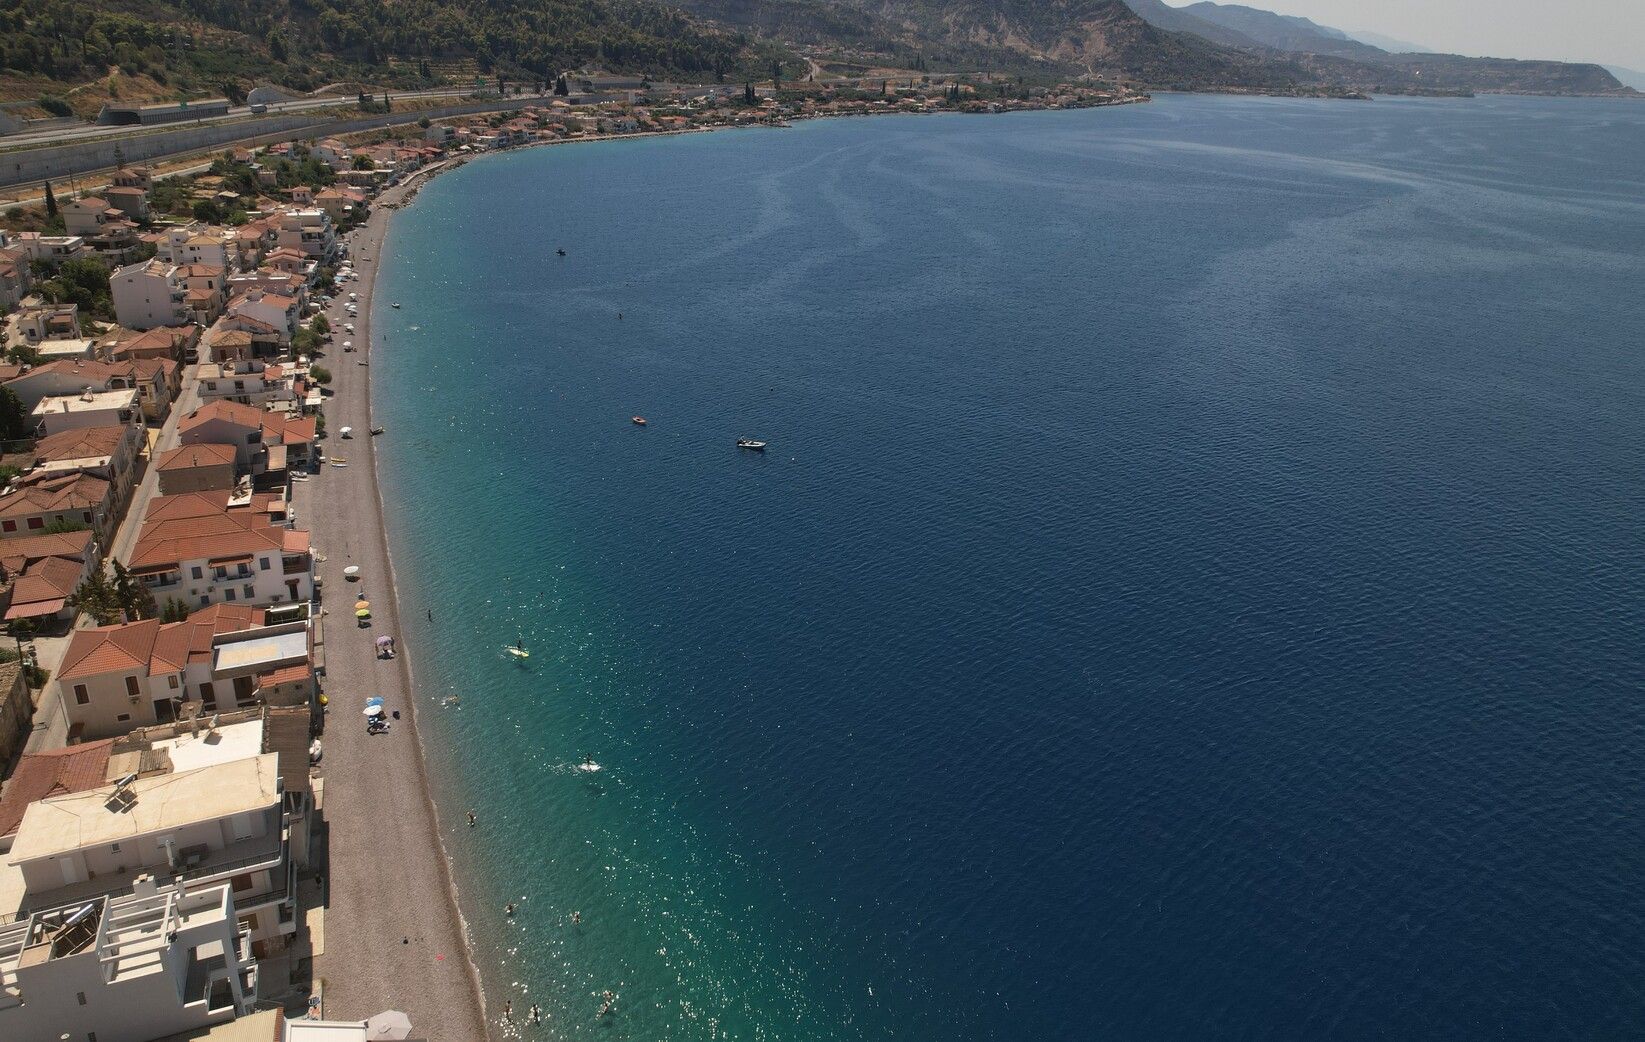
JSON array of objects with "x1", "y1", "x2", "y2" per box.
[{"x1": 1119, "y1": 0, "x2": 1630, "y2": 94}]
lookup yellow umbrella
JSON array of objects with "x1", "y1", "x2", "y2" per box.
[{"x1": 355, "y1": 608, "x2": 371, "y2": 619}]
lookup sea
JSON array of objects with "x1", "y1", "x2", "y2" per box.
[{"x1": 372, "y1": 93, "x2": 1645, "y2": 1040}]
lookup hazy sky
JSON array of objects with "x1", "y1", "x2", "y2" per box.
[{"x1": 1171, "y1": 0, "x2": 1645, "y2": 70}]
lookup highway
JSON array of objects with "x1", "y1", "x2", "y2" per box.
[{"x1": 0, "y1": 86, "x2": 499, "y2": 150}]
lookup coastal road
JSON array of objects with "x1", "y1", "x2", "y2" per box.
[{"x1": 300, "y1": 165, "x2": 492, "y2": 1041}]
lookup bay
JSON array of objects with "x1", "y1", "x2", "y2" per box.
[{"x1": 373, "y1": 93, "x2": 1645, "y2": 1040}]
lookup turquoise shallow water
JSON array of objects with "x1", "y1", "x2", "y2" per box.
[{"x1": 373, "y1": 94, "x2": 1645, "y2": 1040}]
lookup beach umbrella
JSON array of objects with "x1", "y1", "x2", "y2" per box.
[
  {"x1": 364, "y1": 705, "x2": 383, "y2": 716},
  {"x1": 375, "y1": 635, "x2": 393, "y2": 648},
  {"x1": 366, "y1": 1010, "x2": 413, "y2": 1040},
  {"x1": 355, "y1": 599, "x2": 371, "y2": 610},
  {"x1": 355, "y1": 608, "x2": 371, "y2": 619},
  {"x1": 344, "y1": 566, "x2": 361, "y2": 578},
  {"x1": 366, "y1": 696, "x2": 385, "y2": 706}
]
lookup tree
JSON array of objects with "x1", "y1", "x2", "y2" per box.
[
  {"x1": 744, "y1": 81, "x2": 756, "y2": 105},
  {"x1": 193, "y1": 198, "x2": 225, "y2": 224},
  {"x1": 352, "y1": 154, "x2": 374, "y2": 171},
  {"x1": 69, "y1": 570, "x2": 122, "y2": 626},
  {"x1": 42, "y1": 518, "x2": 90, "y2": 534},
  {"x1": 309, "y1": 365, "x2": 332, "y2": 384},
  {"x1": 42, "y1": 181, "x2": 57, "y2": 218},
  {"x1": 112, "y1": 560, "x2": 157, "y2": 621},
  {"x1": 771, "y1": 60, "x2": 781, "y2": 91},
  {"x1": 0, "y1": 387, "x2": 30, "y2": 443},
  {"x1": 161, "y1": 598, "x2": 190, "y2": 623},
  {"x1": 312, "y1": 314, "x2": 330, "y2": 335}
]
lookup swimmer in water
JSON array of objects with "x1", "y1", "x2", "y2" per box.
[
  {"x1": 571, "y1": 910, "x2": 582, "y2": 926},
  {"x1": 505, "y1": 902, "x2": 515, "y2": 918}
]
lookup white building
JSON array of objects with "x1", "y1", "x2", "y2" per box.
[
  {"x1": 128, "y1": 489, "x2": 314, "y2": 612},
  {"x1": 111, "y1": 258, "x2": 189, "y2": 330},
  {"x1": 0, "y1": 752, "x2": 294, "y2": 1042},
  {"x1": 31, "y1": 387, "x2": 142, "y2": 438}
]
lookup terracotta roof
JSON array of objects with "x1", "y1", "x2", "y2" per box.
[
  {"x1": 34, "y1": 425, "x2": 131, "y2": 465},
  {"x1": 0, "y1": 739, "x2": 115, "y2": 837},
  {"x1": 58, "y1": 617, "x2": 161, "y2": 681},
  {"x1": 179, "y1": 398, "x2": 265, "y2": 434},
  {"x1": 57, "y1": 603, "x2": 267, "y2": 681},
  {"x1": 208, "y1": 328, "x2": 255, "y2": 347},
  {"x1": 257, "y1": 663, "x2": 312, "y2": 687},
  {"x1": 0, "y1": 473, "x2": 110, "y2": 520},
  {"x1": 4, "y1": 554, "x2": 84, "y2": 619},
  {"x1": 156, "y1": 443, "x2": 237, "y2": 471},
  {"x1": 0, "y1": 530, "x2": 93, "y2": 574},
  {"x1": 129, "y1": 492, "x2": 306, "y2": 572}
]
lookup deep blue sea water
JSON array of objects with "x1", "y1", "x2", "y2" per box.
[{"x1": 373, "y1": 93, "x2": 1645, "y2": 1040}]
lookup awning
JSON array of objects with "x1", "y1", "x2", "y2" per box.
[
  {"x1": 209, "y1": 553, "x2": 255, "y2": 566},
  {"x1": 5, "y1": 597, "x2": 66, "y2": 620}
]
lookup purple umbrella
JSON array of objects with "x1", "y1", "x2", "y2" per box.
[{"x1": 375, "y1": 635, "x2": 393, "y2": 648}]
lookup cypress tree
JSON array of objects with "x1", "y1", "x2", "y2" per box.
[{"x1": 43, "y1": 181, "x2": 57, "y2": 218}]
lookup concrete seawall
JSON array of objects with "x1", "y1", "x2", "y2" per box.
[{"x1": 0, "y1": 98, "x2": 538, "y2": 189}]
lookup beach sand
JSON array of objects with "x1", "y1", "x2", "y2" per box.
[{"x1": 301, "y1": 161, "x2": 492, "y2": 1041}]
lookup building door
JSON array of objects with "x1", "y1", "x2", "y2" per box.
[
  {"x1": 200, "y1": 682, "x2": 216, "y2": 711},
  {"x1": 154, "y1": 698, "x2": 175, "y2": 723}
]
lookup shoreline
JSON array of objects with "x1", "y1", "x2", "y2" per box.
[
  {"x1": 300, "y1": 97, "x2": 1147, "y2": 1035},
  {"x1": 303, "y1": 158, "x2": 492, "y2": 1039}
]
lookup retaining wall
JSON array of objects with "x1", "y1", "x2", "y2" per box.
[{"x1": 0, "y1": 98, "x2": 537, "y2": 189}]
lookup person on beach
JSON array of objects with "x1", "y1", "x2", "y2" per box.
[
  {"x1": 467, "y1": 811, "x2": 477, "y2": 828},
  {"x1": 503, "y1": 1000, "x2": 512, "y2": 1022}
]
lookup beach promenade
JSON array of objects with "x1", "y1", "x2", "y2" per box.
[{"x1": 301, "y1": 165, "x2": 491, "y2": 1040}]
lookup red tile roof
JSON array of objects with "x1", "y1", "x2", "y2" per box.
[
  {"x1": 4, "y1": 554, "x2": 84, "y2": 619},
  {"x1": 33, "y1": 425, "x2": 131, "y2": 465},
  {"x1": 0, "y1": 530, "x2": 93, "y2": 575},
  {"x1": 57, "y1": 603, "x2": 267, "y2": 680},
  {"x1": 0, "y1": 740, "x2": 115, "y2": 836},
  {"x1": 156, "y1": 443, "x2": 237, "y2": 471},
  {"x1": 0, "y1": 472, "x2": 110, "y2": 520}
]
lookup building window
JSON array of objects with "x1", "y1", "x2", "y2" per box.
[
  {"x1": 225, "y1": 588, "x2": 236, "y2": 601},
  {"x1": 82, "y1": 511, "x2": 93, "y2": 523},
  {"x1": 168, "y1": 675, "x2": 179, "y2": 689},
  {"x1": 77, "y1": 992, "x2": 87, "y2": 1006},
  {"x1": 192, "y1": 566, "x2": 203, "y2": 579},
  {"x1": 116, "y1": 713, "x2": 131, "y2": 723},
  {"x1": 26, "y1": 517, "x2": 42, "y2": 530},
  {"x1": 244, "y1": 584, "x2": 256, "y2": 599},
  {"x1": 0, "y1": 520, "x2": 13, "y2": 533},
  {"x1": 74, "y1": 684, "x2": 89, "y2": 705},
  {"x1": 260, "y1": 557, "x2": 271, "y2": 571},
  {"x1": 125, "y1": 676, "x2": 140, "y2": 698}
]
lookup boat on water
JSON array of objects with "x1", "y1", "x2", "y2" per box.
[
  {"x1": 370, "y1": 426, "x2": 385, "y2": 436},
  {"x1": 391, "y1": 302, "x2": 401, "y2": 309},
  {"x1": 737, "y1": 439, "x2": 767, "y2": 451},
  {"x1": 632, "y1": 416, "x2": 647, "y2": 427}
]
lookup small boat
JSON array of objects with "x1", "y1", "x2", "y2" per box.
[
  {"x1": 631, "y1": 416, "x2": 647, "y2": 427},
  {"x1": 556, "y1": 248, "x2": 567, "y2": 257},
  {"x1": 370, "y1": 425, "x2": 385, "y2": 436},
  {"x1": 736, "y1": 439, "x2": 767, "y2": 451},
  {"x1": 391, "y1": 302, "x2": 401, "y2": 309}
]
